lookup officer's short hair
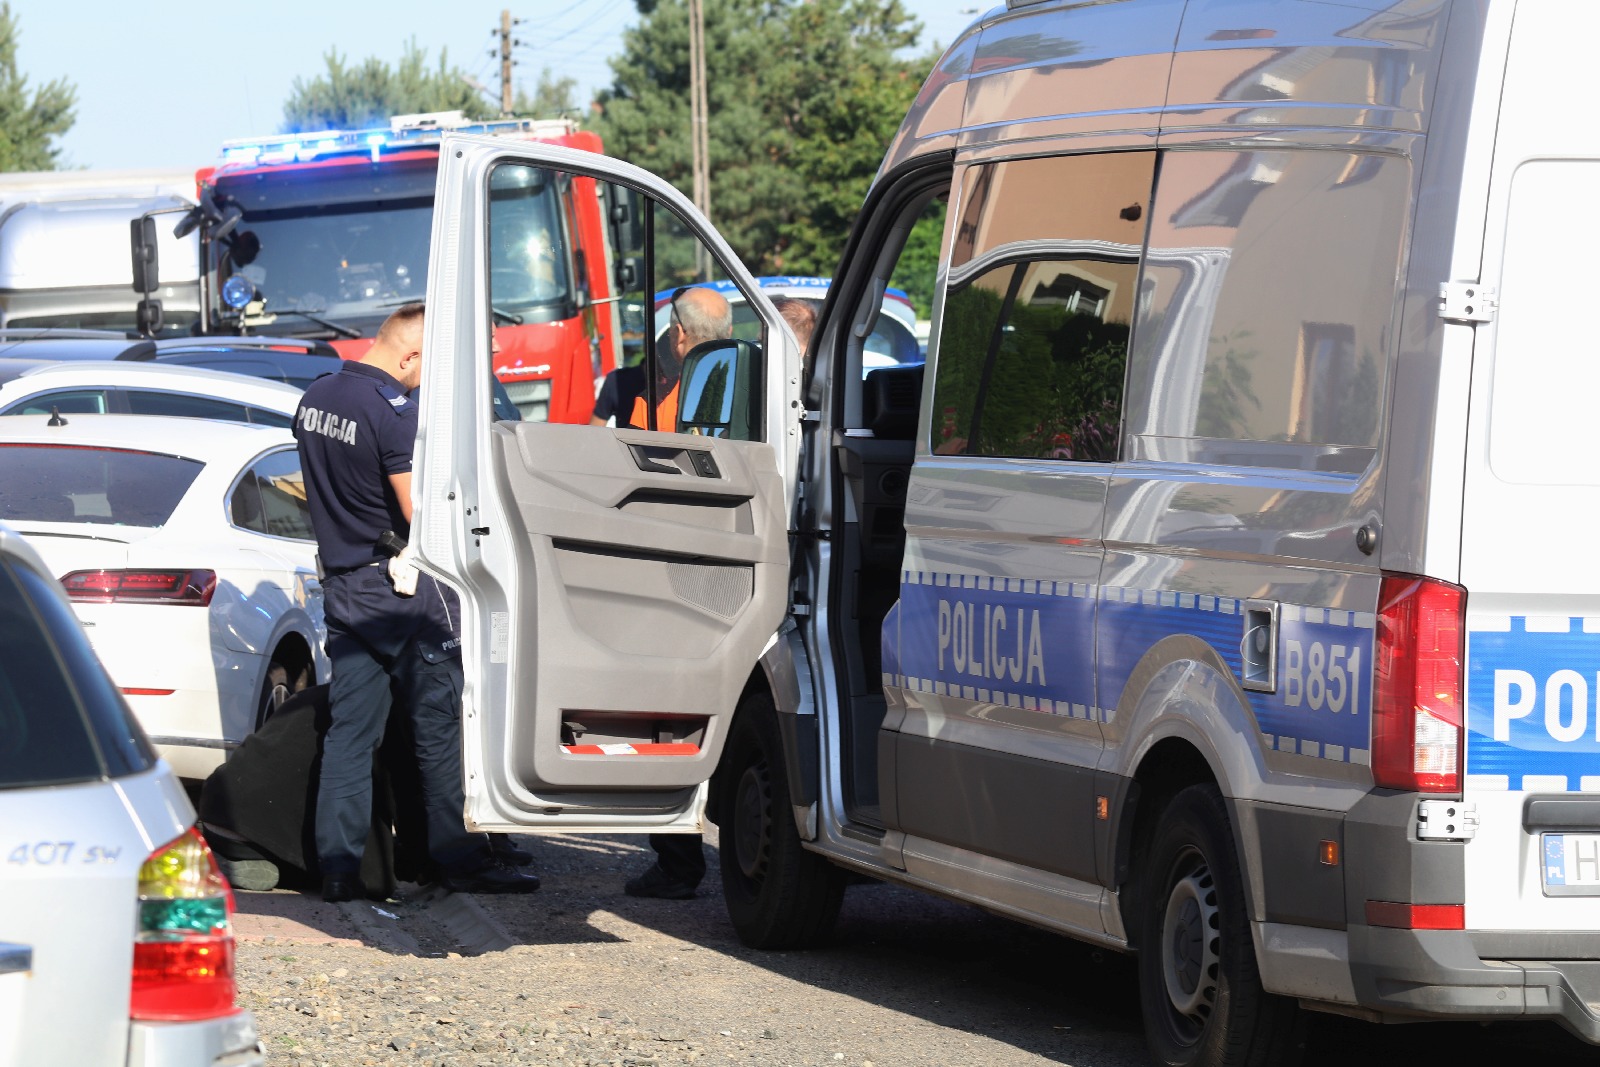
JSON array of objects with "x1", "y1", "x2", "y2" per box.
[{"x1": 378, "y1": 302, "x2": 426, "y2": 346}]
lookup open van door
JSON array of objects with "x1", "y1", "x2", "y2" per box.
[{"x1": 412, "y1": 135, "x2": 798, "y2": 833}]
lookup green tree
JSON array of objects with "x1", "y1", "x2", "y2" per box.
[
  {"x1": 0, "y1": 3, "x2": 75, "y2": 171},
  {"x1": 513, "y1": 68, "x2": 583, "y2": 120},
  {"x1": 595, "y1": 0, "x2": 935, "y2": 277},
  {"x1": 283, "y1": 41, "x2": 491, "y2": 132}
]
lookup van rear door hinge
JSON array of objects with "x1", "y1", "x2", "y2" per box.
[
  {"x1": 1417, "y1": 799, "x2": 1478, "y2": 841},
  {"x1": 1438, "y1": 282, "x2": 1497, "y2": 324}
]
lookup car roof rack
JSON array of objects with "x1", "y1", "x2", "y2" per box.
[{"x1": 152, "y1": 336, "x2": 342, "y2": 358}]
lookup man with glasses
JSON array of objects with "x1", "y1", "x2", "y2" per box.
[{"x1": 591, "y1": 284, "x2": 732, "y2": 431}]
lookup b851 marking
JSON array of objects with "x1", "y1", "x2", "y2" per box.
[{"x1": 1282, "y1": 640, "x2": 1363, "y2": 715}]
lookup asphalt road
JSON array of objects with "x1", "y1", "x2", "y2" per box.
[{"x1": 235, "y1": 831, "x2": 1600, "y2": 1066}]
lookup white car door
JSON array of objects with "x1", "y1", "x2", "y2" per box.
[{"x1": 415, "y1": 135, "x2": 798, "y2": 833}]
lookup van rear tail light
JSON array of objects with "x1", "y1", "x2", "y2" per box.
[
  {"x1": 60, "y1": 569, "x2": 216, "y2": 606},
  {"x1": 130, "y1": 827, "x2": 237, "y2": 1021},
  {"x1": 1372, "y1": 573, "x2": 1464, "y2": 793}
]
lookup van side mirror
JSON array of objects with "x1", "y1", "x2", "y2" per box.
[
  {"x1": 677, "y1": 338, "x2": 761, "y2": 440},
  {"x1": 615, "y1": 253, "x2": 642, "y2": 291},
  {"x1": 608, "y1": 185, "x2": 643, "y2": 254},
  {"x1": 130, "y1": 216, "x2": 159, "y2": 294}
]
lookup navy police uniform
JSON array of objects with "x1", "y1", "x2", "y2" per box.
[{"x1": 294, "y1": 362, "x2": 488, "y2": 884}]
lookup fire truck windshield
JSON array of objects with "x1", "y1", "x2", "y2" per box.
[{"x1": 212, "y1": 155, "x2": 573, "y2": 336}]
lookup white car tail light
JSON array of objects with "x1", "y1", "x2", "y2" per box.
[
  {"x1": 60, "y1": 569, "x2": 217, "y2": 606},
  {"x1": 129, "y1": 827, "x2": 237, "y2": 1021}
]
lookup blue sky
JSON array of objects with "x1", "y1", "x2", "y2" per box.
[{"x1": 14, "y1": 1, "x2": 983, "y2": 171}]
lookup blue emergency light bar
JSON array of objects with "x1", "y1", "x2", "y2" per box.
[{"x1": 218, "y1": 112, "x2": 578, "y2": 167}]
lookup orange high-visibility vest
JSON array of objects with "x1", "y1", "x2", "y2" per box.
[{"x1": 629, "y1": 382, "x2": 680, "y2": 432}]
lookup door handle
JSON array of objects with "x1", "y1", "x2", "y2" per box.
[
  {"x1": 629, "y1": 444, "x2": 683, "y2": 476},
  {"x1": 628, "y1": 444, "x2": 720, "y2": 478},
  {"x1": 1240, "y1": 600, "x2": 1278, "y2": 692}
]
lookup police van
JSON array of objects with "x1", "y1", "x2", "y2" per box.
[{"x1": 412, "y1": 1, "x2": 1600, "y2": 1062}]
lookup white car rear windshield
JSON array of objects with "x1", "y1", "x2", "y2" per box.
[{"x1": 0, "y1": 445, "x2": 203, "y2": 526}]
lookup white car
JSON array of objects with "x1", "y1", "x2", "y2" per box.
[
  {"x1": 0, "y1": 523, "x2": 261, "y2": 1065},
  {"x1": 0, "y1": 413, "x2": 328, "y2": 779},
  {"x1": 0, "y1": 359, "x2": 302, "y2": 425}
]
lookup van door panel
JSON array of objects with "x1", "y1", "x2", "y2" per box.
[
  {"x1": 489, "y1": 423, "x2": 788, "y2": 794},
  {"x1": 1460, "y1": 5, "x2": 1600, "y2": 931},
  {"x1": 889, "y1": 151, "x2": 1158, "y2": 889},
  {"x1": 414, "y1": 136, "x2": 795, "y2": 830}
]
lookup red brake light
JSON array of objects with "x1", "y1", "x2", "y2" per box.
[
  {"x1": 1372, "y1": 573, "x2": 1464, "y2": 793},
  {"x1": 60, "y1": 569, "x2": 216, "y2": 606},
  {"x1": 130, "y1": 827, "x2": 237, "y2": 1021},
  {"x1": 1365, "y1": 901, "x2": 1465, "y2": 930}
]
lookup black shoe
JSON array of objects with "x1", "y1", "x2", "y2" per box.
[
  {"x1": 439, "y1": 861, "x2": 541, "y2": 895},
  {"x1": 624, "y1": 864, "x2": 697, "y2": 900},
  {"x1": 321, "y1": 873, "x2": 360, "y2": 903},
  {"x1": 488, "y1": 833, "x2": 534, "y2": 866}
]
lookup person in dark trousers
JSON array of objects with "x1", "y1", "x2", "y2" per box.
[{"x1": 294, "y1": 303, "x2": 540, "y2": 902}]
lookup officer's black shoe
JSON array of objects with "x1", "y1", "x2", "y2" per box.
[
  {"x1": 624, "y1": 863, "x2": 697, "y2": 900},
  {"x1": 321, "y1": 873, "x2": 361, "y2": 903},
  {"x1": 488, "y1": 833, "x2": 534, "y2": 866},
  {"x1": 439, "y1": 862, "x2": 541, "y2": 895}
]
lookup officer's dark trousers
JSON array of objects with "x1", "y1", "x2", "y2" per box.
[
  {"x1": 650, "y1": 833, "x2": 707, "y2": 888},
  {"x1": 317, "y1": 570, "x2": 484, "y2": 879}
]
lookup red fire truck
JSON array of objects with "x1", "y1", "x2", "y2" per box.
[{"x1": 187, "y1": 111, "x2": 621, "y2": 422}]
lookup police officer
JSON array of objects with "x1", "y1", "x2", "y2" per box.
[{"x1": 294, "y1": 302, "x2": 540, "y2": 901}]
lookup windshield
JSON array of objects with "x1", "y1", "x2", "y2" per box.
[
  {"x1": 214, "y1": 156, "x2": 575, "y2": 336},
  {"x1": 0, "y1": 444, "x2": 202, "y2": 526},
  {"x1": 214, "y1": 157, "x2": 436, "y2": 332}
]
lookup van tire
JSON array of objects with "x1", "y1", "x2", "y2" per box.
[
  {"x1": 717, "y1": 692, "x2": 845, "y2": 949},
  {"x1": 1137, "y1": 784, "x2": 1301, "y2": 1067}
]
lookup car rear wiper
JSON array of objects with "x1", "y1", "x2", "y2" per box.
[{"x1": 271, "y1": 307, "x2": 362, "y2": 340}]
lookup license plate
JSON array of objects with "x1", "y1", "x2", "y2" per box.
[{"x1": 1542, "y1": 834, "x2": 1600, "y2": 896}]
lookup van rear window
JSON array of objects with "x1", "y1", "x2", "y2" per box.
[{"x1": 0, "y1": 445, "x2": 202, "y2": 526}]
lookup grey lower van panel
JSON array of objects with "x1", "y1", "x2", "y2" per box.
[
  {"x1": 891, "y1": 732, "x2": 1098, "y2": 883},
  {"x1": 1243, "y1": 801, "x2": 1347, "y2": 930}
]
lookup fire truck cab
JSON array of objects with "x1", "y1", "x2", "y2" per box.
[{"x1": 191, "y1": 111, "x2": 621, "y2": 423}]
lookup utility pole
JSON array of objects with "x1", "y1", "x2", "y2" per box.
[
  {"x1": 687, "y1": 0, "x2": 711, "y2": 278},
  {"x1": 499, "y1": 9, "x2": 516, "y2": 117}
]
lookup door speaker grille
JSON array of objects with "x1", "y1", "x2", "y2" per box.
[{"x1": 666, "y1": 561, "x2": 752, "y2": 618}]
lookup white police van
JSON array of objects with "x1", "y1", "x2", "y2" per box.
[{"x1": 413, "y1": 2, "x2": 1600, "y2": 1062}]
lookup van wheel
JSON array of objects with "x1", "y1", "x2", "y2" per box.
[
  {"x1": 1138, "y1": 784, "x2": 1300, "y2": 1067},
  {"x1": 717, "y1": 693, "x2": 845, "y2": 949},
  {"x1": 255, "y1": 658, "x2": 307, "y2": 731}
]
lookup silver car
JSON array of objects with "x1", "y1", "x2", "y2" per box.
[{"x1": 0, "y1": 524, "x2": 261, "y2": 1065}]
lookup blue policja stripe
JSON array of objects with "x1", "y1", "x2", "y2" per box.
[
  {"x1": 892, "y1": 572, "x2": 1374, "y2": 761},
  {"x1": 1466, "y1": 619, "x2": 1600, "y2": 788}
]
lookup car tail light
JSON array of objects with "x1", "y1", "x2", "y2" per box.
[
  {"x1": 60, "y1": 569, "x2": 216, "y2": 606},
  {"x1": 130, "y1": 827, "x2": 237, "y2": 1021},
  {"x1": 1372, "y1": 573, "x2": 1465, "y2": 793}
]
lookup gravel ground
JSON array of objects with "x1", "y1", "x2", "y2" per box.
[{"x1": 238, "y1": 831, "x2": 1600, "y2": 1067}]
